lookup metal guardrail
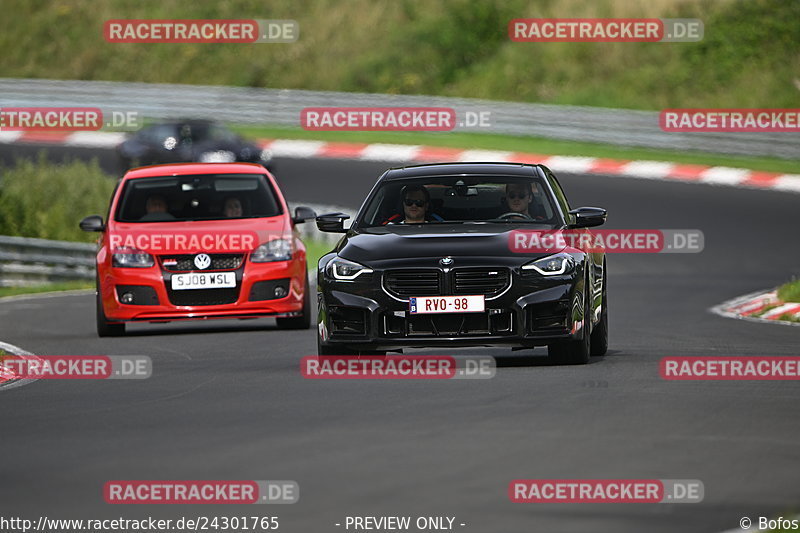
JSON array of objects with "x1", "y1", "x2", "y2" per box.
[
  {"x1": 1, "y1": 78, "x2": 797, "y2": 159},
  {"x1": 0, "y1": 235, "x2": 96, "y2": 287},
  {"x1": 0, "y1": 203, "x2": 353, "y2": 287}
]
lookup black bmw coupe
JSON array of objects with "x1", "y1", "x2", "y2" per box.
[{"x1": 315, "y1": 162, "x2": 608, "y2": 364}]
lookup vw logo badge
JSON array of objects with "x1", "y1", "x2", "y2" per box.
[
  {"x1": 440, "y1": 257, "x2": 454, "y2": 266},
  {"x1": 194, "y1": 253, "x2": 212, "y2": 270}
]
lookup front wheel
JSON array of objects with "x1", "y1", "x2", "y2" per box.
[
  {"x1": 590, "y1": 274, "x2": 608, "y2": 357},
  {"x1": 548, "y1": 287, "x2": 591, "y2": 365},
  {"x1": 96, "y1": 291, "x2": 125, "y2": 337}
]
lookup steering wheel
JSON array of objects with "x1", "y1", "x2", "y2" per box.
[{"x1": 497, "y1": 211, "x2": 533, "y2": 221}]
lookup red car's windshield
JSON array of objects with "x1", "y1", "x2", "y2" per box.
[{"x1": 114, "y1": 173, "x2": 282, "y2": 222}]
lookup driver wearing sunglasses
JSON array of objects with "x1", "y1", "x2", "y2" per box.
[
  {"x1": 502, "y1": 182, "x2": 543, "y2": 220},
  {"x1": 383, "y1": 184, "x2": 443, "y2": 224}
]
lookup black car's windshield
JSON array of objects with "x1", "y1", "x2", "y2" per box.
[
  {"x1": 115, "y1": 174, "x2": 282, "y2": 222},
  {"x1": 357, "y1": 175, "x2": 560, "y2": 228}
]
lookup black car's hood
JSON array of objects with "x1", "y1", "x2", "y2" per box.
[{"x1": 339, "y1": 224, "x2": 564, "y2": 266}]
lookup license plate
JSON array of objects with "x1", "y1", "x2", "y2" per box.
[
  {"x1": 170, "y1": 272, "x2": 236, "y2": 290},
  {"x1": 409, "y1": 295, "x2": 485, "y2": 314}
]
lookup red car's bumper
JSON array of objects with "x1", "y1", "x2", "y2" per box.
[{"x1": 98, "y1": 258, "x2": 306, "y2": 322}]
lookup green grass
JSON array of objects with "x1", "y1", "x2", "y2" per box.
[
  {"x1": 304, "y1": 239, "x2": 334, "y2": 271},
  {"x1": 0, "y1": 281, "x2": 94, "y2": 299},
  {"x1": 777, "y1": 279, "x2": 800, "y2": 304},
  {"x1": 237, "y1": 125, "x2": 800, "y2": 174},
  {"x1": 747, "y1": 280, "x2": 800, "y2": 323},
  {"x1": 0, "y1": 0, "x2": 797, "y2": 111}
]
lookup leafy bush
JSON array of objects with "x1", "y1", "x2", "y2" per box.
[{"x1": 0, "y1": 155, "x2": 116, "y2": 242}]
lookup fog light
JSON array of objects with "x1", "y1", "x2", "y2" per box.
[
  {"x1": 120, "y1": 292, "x2": 134, "y2": 304},
  {"x1": 274, "y1": 286, "x2": 288, "y2": 298}
]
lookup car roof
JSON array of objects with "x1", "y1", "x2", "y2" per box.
[
  {"x1": 123, "y1": 162, "x2": 267, "y2": 180},
  {"x1": 380, "y1": 162, "x2": 542, "y2": 180}
]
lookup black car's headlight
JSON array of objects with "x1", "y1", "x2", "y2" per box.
[
  {"x1": 251, "y1": 239, "x2": 293, "y2": 263},
  {"x1": 112, "y1": 247, "x2": 155, "y2": 268},
  {"x1": 522, "y1": 252, "x2": 575, "y2": 275},
  {"x1": 326, "y1": 257, "x2": 373, "y2": 281}
]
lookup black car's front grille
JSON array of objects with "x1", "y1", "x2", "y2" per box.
[
  {"x1": 160, "y1": 254, "x2": 244, "y2": 272},
  {"x1": 384, "y1": 269, "x2": 441, "y2": 298},
  {"x1": 453, "y1": 268, "x2": 510, "y2": 296},
  {"x1": 384, "y1": 267, "x2": 510, "y2": 298},
  {"x1": 166, "y1": 287, "x2": 240, "y2": 306},
  {"x1": 400, "y1": 311, "x2": 515, "y2": 337}
]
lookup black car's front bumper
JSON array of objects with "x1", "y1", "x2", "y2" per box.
[{"x1": 317, "y1": 264, "x2": 587, "y2": 352}]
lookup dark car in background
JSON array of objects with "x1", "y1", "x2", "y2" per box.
[
  {"x1": 117, "y1": 119, "x2": 273, "y2": 171},
  {"x1": 315, "y1": 162, "x2": 608, "y2": 364}
]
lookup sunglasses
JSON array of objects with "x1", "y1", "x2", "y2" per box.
[
  {"x1": 404, "y1": 198, "x2": 427, "y2": 207},
  {"x1": 507, "y1": 192, "x2": 530, "y2": 200}
]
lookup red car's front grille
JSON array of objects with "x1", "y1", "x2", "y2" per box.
[{"x1": 159, "y1": 254, "x2": 244, "y2": 272}]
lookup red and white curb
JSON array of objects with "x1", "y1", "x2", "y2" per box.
[
  {"x1": 710, "y1": 289, "x2": 800, "y2": 327},
  {"x1": 2, "y1": 131, "x2": 799, "y2": 194},
  {"x1": 0, "y1": 339, "x2": 38, "y2": 390}
]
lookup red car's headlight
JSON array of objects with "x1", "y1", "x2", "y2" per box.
[{"x1": 112, "y1": 247, "x2": 155, "y2": 268}]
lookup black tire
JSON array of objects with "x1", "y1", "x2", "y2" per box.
[
  {"x1": 590, "y1": 271, "x2": 608, "y2": 357},
  {"x1": 275, "y1": 273, "x2": 311, "y2": 330},
  {"x1": 548, "y1": 283, "x2": 591, "y2": 365},
  {"x1": 96, "y1": 290, "x2": 125, "y2": 337}
]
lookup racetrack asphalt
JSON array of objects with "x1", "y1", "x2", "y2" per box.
[{"x1": 1, "y1": 145, "x2": 799, "y2": 533}]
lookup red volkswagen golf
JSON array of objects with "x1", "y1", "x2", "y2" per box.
[{"x1": 80, "y1": 162, "x2": 315, "y2": 336}]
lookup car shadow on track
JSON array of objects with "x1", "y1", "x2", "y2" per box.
[
  {"x1": 121, "y1": 319, "x2": 286, "y2": 337},
  {"x1": 492, "y1": 349, "x2": 623, "y2": 367}
]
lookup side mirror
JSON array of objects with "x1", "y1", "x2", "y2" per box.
[
  {"x1": 568, "y1": 207, "x2": 607, "y2": 228},
  {"x1": 316, "y1": 212, "x2": 350, "y2": 233},
  {"x1": 79, "y1": 215, "x2": 105, "y2": 232},
  {"x1": 292, "y1": 206, "x2": 317, "y2": 224}
]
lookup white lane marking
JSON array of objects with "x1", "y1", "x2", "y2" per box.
[
  {"x1": 0, "y1": 131, "x2": 23, "y2": 143},
  {"x1": 264, "y1": 139, "x2": 325, "y2": 158},
  {"x1": 762, "y1": 303, "x2": 800, "y2": 320},
  {"x1": 64, "y1": 131, "x2": 126, "y2": 147},
  {"x1": 542, "y1": 156, "x2": 597, "y2": 174},
  {"x1": 620, "y1": 160, "x2": 675, "y2": 179},
  {"x1": 0, "y1": 340, "x2": 39, "y2": 391},
  {"x1": 457, "y1": 150, "x2": 513, "y2": 162},
  {"x1": 773, "y1": 174, "x2": 800, "y2": 193},
  {"x1": 359, "y1": 144, "x2": 421, "y2": 161},
  {"x1": 700, "y1": 166, "x2": 750, "y2": 185}
]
